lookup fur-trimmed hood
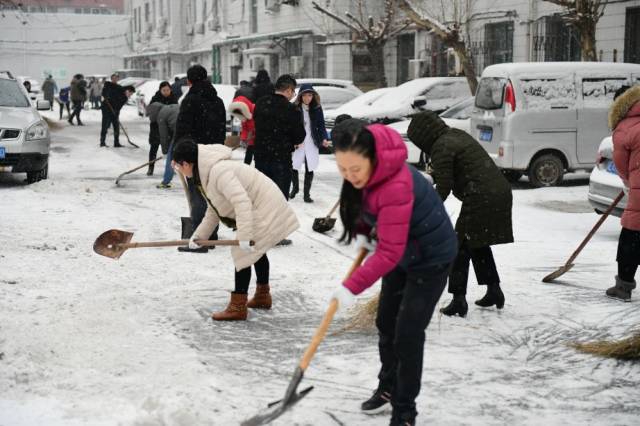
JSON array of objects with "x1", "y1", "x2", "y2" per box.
[{"x1": 609, "y1": 85, "x2": 640, "y2": 130}]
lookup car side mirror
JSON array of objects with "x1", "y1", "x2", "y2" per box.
[
  {"x1": 412, "y1": 96, "x2": 427, "y2": 109},
  {"x1": 36, "y1": 100, "x2": 51, "y2": 111}
]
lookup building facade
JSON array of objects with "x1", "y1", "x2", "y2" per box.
[{"x1": 122, "y1": 0, "x2": 640, "y2": 87}]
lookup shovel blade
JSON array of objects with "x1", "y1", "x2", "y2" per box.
[
  {"x1": 312, "y1": 217, "x2": 336, "y2": 233},
  {"x1": 93, "y1": 229, "x2": 134, "y2": 259},
  {"x1": 241, "y1": 386, "x2": 313, "y2": 426},
  {"x1": 542, "y1": 263, "x2": 574, "y2": 283}
]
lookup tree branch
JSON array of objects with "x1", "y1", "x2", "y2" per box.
[{"x1": 311, "y1": 1, "x2": 362, "y2": 35}]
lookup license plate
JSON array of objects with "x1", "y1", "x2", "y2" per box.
[
  {"x1": 0, "y1": 147, "x2": 4, "y2": 159},
  {"x1": 479, "y1": 128, "x2": 493, "y2": 142},
  {"x1": 607, "y1": 161, "x2": 618, "y2": 174}
]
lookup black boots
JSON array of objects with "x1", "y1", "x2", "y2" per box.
[
  {"x1": 606, "y1": 275, "x2": 635, "y2": 301},
  {"x1": 290, "y1": 170, "x2": 299, "y2": 199},
  {"x1": 475, "y1": 283, "x2": 505, "y2": 309},
  {"x1": 303, "y1": 172, "x2": 314, "y2": 203},
  {"x1": 440, "y1": 294, "x2": 468, "y2": 317},
  {"x1": 146, "y1": 163, "x2": 154, "y2": 176}
]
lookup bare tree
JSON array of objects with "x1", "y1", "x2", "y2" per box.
[
  {"x1": 398, "y1": 0, "x2": 478, "y2": 94},
  {"x1": 311, "y1": 0, "x2": 410, "y2": 88},
  {"x1": 543, "y1": 0, "x2": 606, "y2": 61}
]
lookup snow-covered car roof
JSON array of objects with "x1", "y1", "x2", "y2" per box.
[
  {"x1": 482, "y1": 62, "x2": 640, "y2": 79},
  {"x1": 296, "y1": 78, "x2": 363, "y2": 96},
  {"x1": 325, "y1": 87, "x2": 392, "y2": 119}
]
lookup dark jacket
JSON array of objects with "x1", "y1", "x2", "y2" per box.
[
  {"x1": 301, "y1": 104, "x2": 328, "y2": 148},
  {"x1": 150, "y1": 90, "x2": 178, "y2": 106},
  {"x1": 175, "y1": 80, "x2": 226, "y2": 145},
  {"x1": 171, "y1": 80, "x2": 185, "y2": 98},
  {"x1": 70, "y1": 78, "x2": 87, "y2": 103},
  {"x1": 58, "y1": 87, "x2": 70, "y2": 104},
  {"x1": 407, "y1": 111, "x2": 513, "y2": 249},
  {"x1": 234, "y1": 85, "x2": 255, "y2": 102},
  {"x1": 254, "y1": 93, "x2": 306, "y2": 164},
  {"x1": 101, "y1": 81, "x2": 127, "y2": 114}
]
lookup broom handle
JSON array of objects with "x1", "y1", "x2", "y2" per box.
[
  {"x1": 299, "y1": 248, "x2": 368, "y2": 371},
  {"x1": 565, "y1": 190, "x2": 624, "y2": 266},
  {"x1": 325, "y1": 200, "x2": 340, "y2": 219},
  {"x1": 123, "y1": 156, "x2": 163, "y2": 175},
  {"x1": 117, "y1": 239, "x2": 254, "y2": 249}
]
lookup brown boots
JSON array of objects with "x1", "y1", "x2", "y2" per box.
[
  {"x1": 211, "y1": 284, "x2": 272, "y2": 321},
  {"x1": 211, "y1": 293, "x2": 248, "y2": 321},
  {"x1": 247, "y1": 284, "x2": 272, "y2": 309}
]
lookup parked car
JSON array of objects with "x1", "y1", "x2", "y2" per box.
[
  {"x1": 0, "y1": 73, "x2": 51, "y2": 183},
  {"x1": 385, "y1": 96, "x2": 476, "y2": 166},
  {"x1": 588, "y1": 136, "x2": 626, "y2": 217},
  {"x1": 118, "y1": 77, "x2": 150, "y2": 105},
  {"x1": 471, "y1": 61, "x2": 640, "y2": 187},
  {"x1": 135, "y1": 79, "x2": 163, "y2": 116},
  {"x1": 296, "y1": 78, "x2": 363, "y2": 97},
  {"x1": 325, "y1": 87, "x2": 392, "y2": 128},
  {"x1": 347, "y1": 77, "x2": 470, "y2": 124},
  {"x1": 310, "y1": 86, "x2": 360, "y2": 110},
  {"x1": 16, "y1": 76, "x2": 42, "y2": 101}
]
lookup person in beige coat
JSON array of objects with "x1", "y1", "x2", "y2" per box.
[{"x1": 172, "y1": 138, "x2": 300, "y2": 320}]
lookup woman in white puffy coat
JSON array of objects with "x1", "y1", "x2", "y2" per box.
[{"x1": 172, "y1": 138, "x2": 299, "y2": 321}]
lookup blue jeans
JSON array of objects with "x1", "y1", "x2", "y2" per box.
[{"x1": 161, "y1": 142, "x2": 175, "y2": 185}]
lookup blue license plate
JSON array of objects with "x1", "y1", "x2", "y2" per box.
[
  {"x1": 607, "y1": 161, "x2": 618, "y2": 174},
  {"x1": 0, "y1": 147, "x2": 5, "y2": 159},
  {"x1": 479, "y1": 128, "x2": 493, "y2": 142}
]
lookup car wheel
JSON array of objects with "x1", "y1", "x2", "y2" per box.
[
  {"x1": 39, "y1": 162, "x2": 49, "y2": 180},
  {"x1": 528, "y1": 154, "x2": 564, "y2": 187},
  {"x1": 26, "y1": 162, "x2": 48, "y2": 184},
  {"x1": 502, "y1": 169, "x2": 524, "y2": 183}
]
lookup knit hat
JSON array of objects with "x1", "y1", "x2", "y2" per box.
[{"x1": 406, "y1": 110, "x2": 449, "y2": 155}]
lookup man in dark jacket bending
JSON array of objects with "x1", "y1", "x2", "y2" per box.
[{"x1": 100, "y1": 74, "x2": 135, "y2": 147}]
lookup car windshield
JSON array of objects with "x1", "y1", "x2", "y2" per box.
[
  {"x1": 475, "y1": 77, "x2": 506, "y2": 109},
  {"x1": 0, "y1": 80, "x2": 30, "y2": 107},
  {"x1": 440, "y1": 97, "x2": 475, "y2": 119}
]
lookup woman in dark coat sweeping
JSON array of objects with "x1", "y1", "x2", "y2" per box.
[
  {"x1": 407, "y1": 110, "x2": 514, "y2": 317},
  {"x1": 146, "y1": 81, "x2": 177, "y2": 175}
]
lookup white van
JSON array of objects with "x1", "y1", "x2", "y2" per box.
[{"x1": 470, "y1": 62, "x2": 640, "y2": 187}]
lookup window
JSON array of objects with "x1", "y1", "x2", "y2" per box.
[
  {"x1": 484, "y1": 21, "x2": 513, "y2": 68},
  {"x1": 475, "y1": 77, "x2": 506, "y2": 110},
  {"x1": 533, "y1": 15, "x2": 580, "y2": 62},
  {"x1": 315, "y1": 87, "x2": 357, "y2": 109},
  {"x1": 251, "y1": 0, "x2": 258, "y2": 33},
  {"x1": 134, "y1": 8, "x2": 138, "y2": 32},
  {"x1": 203, "y1": 0, "x2": 207, "y2": 21},
  {"x1": 625, "y1": 7, "x2": 640, "y2": 63},
  {"x1": 440, "y1": 98, "x2": 475, "y2": 120},
  {"x1": 426, "y1": 81, "x2": 469, "y2": 100},
  {"x1": 159, "y1": 0, "x2": 163, "y2": 17},
  {"x1": 145, "y1": 2, "x2": 150, "y2": 23},
  {"x1": 521, "y1": 77, "x2": 577, "y2": 110},
  {"x1": 286, "y1": 38, "x2": 302, "y2": 57},
  {"x1": 582, "y1": 78, "x2": 628, "y2": 107},
  {"x1": 0, "y1": 80, "x2": 30, "y2": 108}
]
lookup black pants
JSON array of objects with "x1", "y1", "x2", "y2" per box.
[
  {"x1": 186, "y1": 177, "x2": 219, "y2": 239},
  {"x1": 617, "y1": 227, "x2": 640, "y2": 282},
  {"x1": 448, "y1": 241, "x2": 500, "y2": 295},
  {"x1": 100, "y1": 110, "x2": 120, "y2": 145},
  {"x1": 58, "y1": 101, "x2": 70, "y2": 119},
  {"x1": 244, "y1": 145, "x2": 254, "y2": 165},
  {"x1": 255, "y1": 160, "x2": 291, "y2": 200},
  {"x1": 234, "y1": 254, "x2": 270, "y2": 294},
  {"x1": 149, "y1": 123, "x2": 161, "y2": 161},
  {"x1": 69, "y1": 101, "x2": 83, "y2": 124},
  {"x1": 376, "y1": 263, "x2": 450, "y2": 420}
]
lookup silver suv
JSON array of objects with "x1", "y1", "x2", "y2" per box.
[{"x1": 0, "y1": 71, "x2": 51, "y2": 183}]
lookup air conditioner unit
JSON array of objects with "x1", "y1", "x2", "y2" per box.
[
  {"x1": 229, "y1": 52, "x2": 242, "y2": 67},
  {"x1": 289, "y1": 56, "x2": 304, "y2": 74},
  {"x1": 156, "y1": 17, "x2": 167, "y2": 36},
  {"x1": 408, "y1": 59, "x2": 426, "y2": 80},
  {"x1": 446, "y1": 48, "x2": 462, "y2": 76},
  {"x1": 207, "y1": 18, "x2": 219, "y2": 31},
  {"x1": 145, "y1": 21, "x2": 153, "y2": 32},
  {"x1": 185, "y1": 24, "x2": 194, "y2": 35},
  {"x1": 195, "y1": 22, "x2": 205, "y2": 34},
  {"x1": 265, "y1": 0, "x2": 281, "y2": 12},
  {"x1": 249, "y1": 56, "x2": 265, "y2": 72}
]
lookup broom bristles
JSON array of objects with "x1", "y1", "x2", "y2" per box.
[
  {"x1": 42, "y1": 116, "x2": 64, "y2": 131},
  {"x1": 341, "y1": 292, "x2": 380, "y2": 332},
  {"x1": 573, "y1": 332, "x2": 640, "y2": 360}
]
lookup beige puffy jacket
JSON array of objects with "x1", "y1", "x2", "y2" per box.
[{"x1": 192, "y1": 144, "x2": 299, "y2": 270}]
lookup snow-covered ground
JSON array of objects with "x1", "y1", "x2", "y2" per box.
[{"x1": 1, "y1": 106, "x2": 639, "y2": 426}]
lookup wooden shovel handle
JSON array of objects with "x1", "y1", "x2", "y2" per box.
[
  {"x1": 117, "y1": 239, "x2": 254, "y2": 249},
  {"x1": 299, "y1": 248, "x2": 368, "y2": 371},
  {"x1": 325, "y1": 199, "x2": 340, "y2": 219}
]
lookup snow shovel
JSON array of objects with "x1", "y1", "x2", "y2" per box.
[
  {"x1": 115, "y1": 156, "x2": 163, "y2": 186},
  {"x1": 93, "y1": 229, "x2": 253, "y2": 260},
  {"x1": 240, "y1": 247, "x2": 369, "y2": 426},
  {"x1": 543, "y1": 190, "x2": 625, "y2": 283},
  {"x1": 103, "y1": 98, "x2": 140, "y2": 148},
  {"x1": 312, "y1": 200, "x2": 340, "y2": 234}
]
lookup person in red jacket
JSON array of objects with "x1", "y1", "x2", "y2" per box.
[
  {"x1": 608, "y1": 84, "x2": 640, "y2": 301},
  {"x1": 330, "y1": 119, "x2": 458, "y2": 426},
  {"x1": 229, "y1": 96, "x2": 255, "y2": 165}
]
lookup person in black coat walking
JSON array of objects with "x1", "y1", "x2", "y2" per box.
[
  {"x1": 100, "y1": 74, "x2": 135, "y2": 147},
  {"x1": 253, "y1": 74, "x2": 306, "y2": 199},
  {"x1": 234, "y1": 80, "x2": 255, "y2": 102},
  {"x1": 171, "y1": 76, "x2": 185, "y2": 99},
  {"x1": 174, "y1": 64, "x2": 226, "y2": 253},
  {"x1": 252, "y1": 70, "x2": 275, "y2": 102},
  {"x1": 407, "y1": 111, "x2": 514, "y2": 317},
  {"x1": 146, "y1": 81, "x2": 177, "y2": 175}
]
